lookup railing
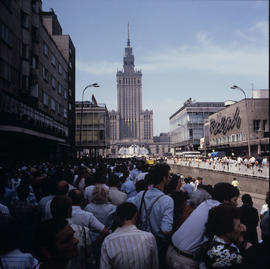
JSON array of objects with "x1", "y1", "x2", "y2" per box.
[{"x1": 167, "y1": 158, "x2": 269, "y2": 179}]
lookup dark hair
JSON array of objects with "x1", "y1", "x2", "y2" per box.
[
  {"x1": 34, "y1": 218, "x2": 68, "y2": 261},
  {"x1": 165, "y1": 174, "x2": 179, "y2": 194},
  {"x1": 50, "y1": 195, "x2": 72, "y2": 220},
  {"x1": 198, "y1": 184, "x2": 213, "y2": 196},
  {"x1": 0, "y1": 215, "x2": 20, "y2": 255},
  {"x1": 212, "y1": 182, "x2": 240, "y2": 203},
  {"x1": 241, "y1": 193, "x2": 253, "y2": 205},
  {"x1": 135, "y1": 180, "x2": 147, "y2": 192},
  {"x1": 55, "y1": 180, "x2": 69, "y2": 195},
  {"x1": 205, "y1": 204, "x2": 241, "y2": 238},
  {"x1": 17, "y1": 183, "x2": 30, "y2": 201},
  {"x1": 116, "y1": 202, "x2": 137, "y2": 224},
  {"x1": 151, "y1": 164, "x2": 170, "y2": 186},
  {"x1": 108, "y1": 174, "x2": 120, "y2": 187},
  {"x1": 68, "y1": 189, "x2": 84, "y2": 205}
]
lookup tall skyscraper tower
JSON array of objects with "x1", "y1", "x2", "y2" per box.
[
  {"x1": 117, "y1": 25, "x2": 143, "y2": 139},
  {"x1": 109, "y1": 25, "x2": 153, "y2": 151}
]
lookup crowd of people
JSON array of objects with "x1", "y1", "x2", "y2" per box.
[{"x1": 0, "y1": 157, "x2": 269, "y2": 269}]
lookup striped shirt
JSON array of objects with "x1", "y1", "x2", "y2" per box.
[
  {"x1": 100, "y1": 225, "x2": 158, "y2": 269},
  {"x1": 0, "y1": 249, "x2": 38, "y2": 269}
]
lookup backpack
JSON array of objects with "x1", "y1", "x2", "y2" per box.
[{"x1": 136, "y1": 190, "x2": 164, "y2": 234}]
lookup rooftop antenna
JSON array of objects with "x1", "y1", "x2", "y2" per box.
[{"x1": 127, "y1": 23, "x2": 130, "y2": 47}]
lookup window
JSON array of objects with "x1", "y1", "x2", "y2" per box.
[
  {"x1": 263, "y1": 120, "x2": 267, "y2": 131},
  {"x1": 69, "y1": 103, "x2": 72, "y2": 110},
  {"x1": 69, "y1": 89, "x2": 72, "y2": 96},
  {"x1": 0, "y1": 22, "x2": 14, "y2": 47},
  {"x1": 51, "y1": 55, "x2": 56, "y2": 66},
  {"x1": 63, "y1": 71, "x2": 67, "y2": 80},
  {"x1": 42, "y1": 66, "x2": 48, "y2": 81},
  {"x1": 57, "y1": 103, "x2": 61, "y2": 114},
  {"x1": 51, "y1": 99, "x2": 55, "y2": 111},
  {"x1": 32, "y1": 26, "x2": 39, "y2": 43},
  {"x1": 0, "y1": 59, "x2": 12, "y2": 81},
  {"x1": 21, "y1": 12, "x2": 30, "y2": 29},
  {"x1": 51, "y1": 76, "x2": 56, "y2": 88},
  {"x1": 32, "y1": 0, "x2": 39, "y2": 13},
  {"x1": 64, "y1": 108, "x2": 67, "y2": 118},
  {"x1": 69, "y1": 61, "x2": 72, "y2": 69},
  {"x1": 21, "y1": 75, "x2": 29, "y2": 90},
  {"x1": 58, "y1": 83, "x2": 62, "y2": 94},
  {"x1": 64, "y1": 89, "x2": 67, "y2": 99},
  {"x1": 21, "y1": 44, "x2": 29, "y2": 59},
  {"x1": 31, "y1": 56, "x2": 38, "y2": 69},
  {"x1": 43, "y1": 42, "x2": 48, "y2": 57},
  {"x1": 253, "y1": 120, "x2": 260, "y2": 132},
  {"x1": 42, "y1": 92, "x2": 49, "y2": 106},
  {"x1": 58, "y1": 63, "x2": 62, "y2": 74}
]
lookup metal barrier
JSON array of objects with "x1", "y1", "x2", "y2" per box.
[{"x1": 167, "y1": 159, "x2": 269, "y2": 179}]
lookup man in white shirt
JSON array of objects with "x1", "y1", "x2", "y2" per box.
[
  {"x1": 100, "y1": 202, "x2": 158, "y2": 269},
  {"x1": 167, "y1": 182, "x2": 240, "y2": 269},
  {"x1": 108, "y1": 175, "x2": 127, "y2": 206},
  {"x1": 68, "y1": 189, "x2": 108, "y2": 235}
]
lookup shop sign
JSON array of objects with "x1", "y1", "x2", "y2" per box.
[{"x1": 210, "y1": 107, "x2": 241, "y2": 136}]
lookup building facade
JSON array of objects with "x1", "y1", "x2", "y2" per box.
[
  {"x1": 75, "y1": 101, "x2": 110, "y2": 157},
  {"x1": 0, "y1": 0, "x2": 75, "y2": 160},
  {"x1": 169, "y1": 98, "x2": 224, "y2": 153},
  {"x1": 205, "y1": 97, "x2": 269, "y2": 156},
  {"x1": 109, "y1": 28, "x2": 153, "y2": 155}
]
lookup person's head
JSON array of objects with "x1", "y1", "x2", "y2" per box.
[
  {"x1": 212, "y1": 182, "x2": 240, "y2": 206},
  {"x1": 35, "y1": 219, "x2": 78, "y2": 263},
  {"x1": 16, "y1": 183, "x2": 30, "y2": 201},
  {"x1": 68, "y1": 189, "x2": 84, "y2": 206},
  {"x1": 108, "y1": 174, "x2": 120, "y2": 188},
  {"x1": 165, "y1": 174, "x2": 181, "y2": 195},
  {"x1": 51, "y1": 195, "x2": 72, "y2": 220},
  {"x1": 92, "y1": 185, "x2": 109, "y2": 204},
  {"x1": 205, "y1": 204, "x2": 243, "y2": 243},
  {"x1": 241, "y1": 193, "x2": 253, "y2": 206},
  {"x1": 197, "y1": 177, "x2": 203, "y2": 184},
  {"x1": 135, "y1": 180, "x2": 147, "y2": 192},
  {"x1": 197, "y1": 184, "x2": 213, "y2": 197},
  {"x1": 189, "y1": 189, "x2": 212, "y2": 208},
  {"x1": 56, "y1": 180, "x2": 69, "y2": 196},
  {"x1": 151, "y1": 163, "x2": 171, "y2": 186},
  {"x1": 115, "y1": 202, "x2": 138, "y2": 226}
]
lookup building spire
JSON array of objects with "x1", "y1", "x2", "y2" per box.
[{"x1": 127, "y1": 23, "x2": 130, "y2": 47}]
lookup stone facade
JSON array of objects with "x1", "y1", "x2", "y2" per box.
[{"x1": 0, "y1": 0, "x2": 75, "y2": 160}]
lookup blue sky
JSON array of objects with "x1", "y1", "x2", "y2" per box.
[{"x1": 43, "y1": 0, "x2": 268, "y2": 135}]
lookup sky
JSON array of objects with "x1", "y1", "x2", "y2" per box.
[{"x1": 42, "y1": 0, "x2": 269, "y2": 136}]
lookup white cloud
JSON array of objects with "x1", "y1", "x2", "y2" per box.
[
  {"x1": 77, "y1": 21, "x2": 268, "y2": 80},
  {"x1": 76, "y1": 60, "x2": 121, "y2": 75},
  {"x1": 235, "y1": 20, "x2": 268, "y2": 43}
]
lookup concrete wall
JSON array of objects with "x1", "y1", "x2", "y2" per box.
[{"x1": 170, "y1": 164, "x2": 269, "y2": 195}]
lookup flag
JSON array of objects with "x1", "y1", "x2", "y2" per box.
[{"x1": 92, "y1": 94, "x2": 97, "y2": 106}]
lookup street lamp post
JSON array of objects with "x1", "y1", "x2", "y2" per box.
[
  {"x1": 79, "y1": 83, "x2": 99, "y2": 155},
  {"x1": 231, "y1": 85, "x2": 251, "y2": 157}
]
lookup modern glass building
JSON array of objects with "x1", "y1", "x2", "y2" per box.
[{"x1": 169, "y1": 98, "x2": 224, "y2": 153}]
